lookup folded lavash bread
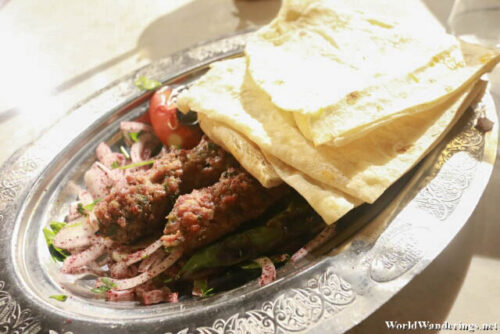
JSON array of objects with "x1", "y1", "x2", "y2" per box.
[
  {"x1": 198, "y1": 113, "x2": 282, "y2": 188},
  {"x1": 245, "y1": 0, "x2": 500, "y2": 146},
  {"x1": 178, "y1": 57, "x2": 486, "y2": 206},
  {"x1": 199, "y1": 113, "x2": 361, "y2": 223},
  {"x1": 195, "y1": 79, "x2": 486, "y2": 224}
]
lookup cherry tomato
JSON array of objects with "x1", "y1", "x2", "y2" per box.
[{"x1": 148, "y1": 86, "x2": 202, "y2": 149}]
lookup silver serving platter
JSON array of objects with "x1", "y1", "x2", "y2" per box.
[{"x1": 0, "y1": 32, "x2": 497, "y2": 334}]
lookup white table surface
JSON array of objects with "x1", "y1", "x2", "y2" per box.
[{"x1": 1, "y1": 1, "x2": 498, "y2": 333}]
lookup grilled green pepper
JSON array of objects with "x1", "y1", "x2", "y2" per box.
[{"x1": 180, "y1": 198, "x2": 323, "y2": 275}]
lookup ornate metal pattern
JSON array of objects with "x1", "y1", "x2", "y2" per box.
[
  {"x1": 0, "y1": 282, "x2": 40, "y2": 334},
  {"x1": 0, "y1": 155, "x2": 41, "y2": 211},
  {"x1": 369, "y1": 226, "x2": 426, "y2": 282},
  {"x1": 168, "y1": 269, "x2": 355, "y2": 334},
  {"x1": 415, "y1": 121, "x2": 484, "y2": 220}
]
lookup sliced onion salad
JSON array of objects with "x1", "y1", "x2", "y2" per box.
[
  {"x1": 44, "y1": 93, "x2": 329, "y2": 306},
  {"x1": 61, "y1": 237, "x2": 112, "y2": 274},
  {"x1": 106, "y1": 249, "x2": 183, "y2": 291},
  {"x1": 254, "y1": 257, "x2": 277, "y2": 287},
  {"x1": 121, "y1": 239, "x2": 164, "y2": 267},
  {"x1": 291, "y1": 225, "x2": 336, "y2": 262},
  {"x1": 44, "y1": 115, "x2": 188, "y2": 305},
  {"x1": 53, "y1": 220, "x2": 96, "y2": 250}
]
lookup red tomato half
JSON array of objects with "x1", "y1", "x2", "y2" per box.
[{"x1": 148, "y1": 86, "x2": 202, "y2": 149}]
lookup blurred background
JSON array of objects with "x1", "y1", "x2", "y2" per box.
[{"x1": 0, "y1": 0, "x2": 498, "y2": 332}]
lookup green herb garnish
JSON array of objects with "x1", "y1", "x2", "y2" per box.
[
  {"x1": 129, "y1": 131, "x2": 141, "y2": 143},
  {"x1": 49, "y1": 221, "x2": 66, "y2": 234},
  {"x1": 111, "y1": 161, "x2": 120, "y2": 169},
  {"x1": 65, "y1": 222, "x2": 83, "y2": 228},
  {"x1": 134, "y1": 76, "x2": 162, "y2": 91},
  {"x1": 49, "y1": 294, "x2": 68, "y2": 302},
  {"x1": 91, "y1": 277, "x2": 117, "y2": 294},
  {"x1": 43, "y1": 228, "x2": 54, "y2": 244},
  {"x1": 194, "y1": 280, "x2": 215, "y2": 298},
  {"x1": 101, "y1": 277, "x2": 117, "y2": 288},
  {"x1": 43, "y1": 227, "x2": 70, "y2": 263},
  {"x1": 116, "y1": 160, "x2": 155, "y2": 170},
  {"x1": 77, "y1": 199, "x2": 102, "y2": 215},
  {"x1": 84, "y1": 199, "x2": 101, "y2": 211},
  {"x1": 120, "y1": 145, "x2": 130, "y2": 159},
  {"x1": 77, "y1": 203, "x2": 86, "y2": 216},
  {"x1": 90, "y1": 286, "x2": 109, "y2": 294},
  {"x1": 202, "y1": 287, "x2": 214, "y2": 297},
  {"x1": 240, "y1": 262, "x2": 260, "y2": 270}
]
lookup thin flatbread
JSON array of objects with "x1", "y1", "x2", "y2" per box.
[
  {"x1": 178, "y1": 57, "x2": 484, "y2": 203},
  {"x1": 246, "y1": 0, "x2": 500, "y2": 145},
  {"x1": 200, "y1": 113, "x2": 360, "y2": 223},
  {"x1": 198, "y1": 113, "x2": 282, "y2": 188},
  {"x1": 263, "y1": 152, "x2": 361, "y2": 224}
]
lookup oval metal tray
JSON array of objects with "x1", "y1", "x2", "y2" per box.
[{"x1": 0, "y1": 32, "x2": 497, "y2": 334}]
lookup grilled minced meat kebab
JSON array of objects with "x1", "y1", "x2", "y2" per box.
[
  {"x1": 94, "y1": 136, "x2": 236, "y2": 244},
  {"x1": 162, "y1": 167, "x2": 287, "y2": 253}
]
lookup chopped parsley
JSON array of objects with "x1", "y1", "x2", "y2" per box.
[
  {"x1": 116, "y1": 160, "x2": 155, "y2": 170},
  {"x1": 91, "y1": 277, "x2": 117, "y2": 294},
  {"x1": 120, "y1": 145, "x2": 130, "y2": 159},
  {"x1": 76, "y1": 203, "x2": 86, "y2": 216},
  {"x1": 194, "y1": 280, "x2": 215, "y2": 298},
  {"x1": 77, "y1": 199, "x2": 102, "y2": 216},
  {"x1": 129, "y1": 131, "x2": 141, "y2": 143},
  {"x1": 49, "y1": 294, "x2": 68, "y2": 302},
  {"x1": 49, "y1": 221, "x2": 66, "y2": 234},
  {"x1": 134, "y1": 76, "x2": 162, "y2": 91},
  {"x1": 85, "y1": 199, "x2": 102, "y2": 210},
  {"x1": 90, "y1": 286, "x2": 109, "y2": 294},
  {"x1": 201, "y1": 287, "x2": 214, "y2": 297},
  {"x1": 101, "y1": 277, "x2": 117, "y2": 288},
  {"x1": 43, "y1": 224, "x2": 70, "y2": 263},
  {"x1": 65, "y1": 222, "x2": 83, "y2": 228},
  {"x1": 240, "y1": 262, "x2": 260, "y2": 270}
]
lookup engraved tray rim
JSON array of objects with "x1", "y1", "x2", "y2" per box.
[{"x1": 0, "y1": 31, "x2": 497, "y2": 334}]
